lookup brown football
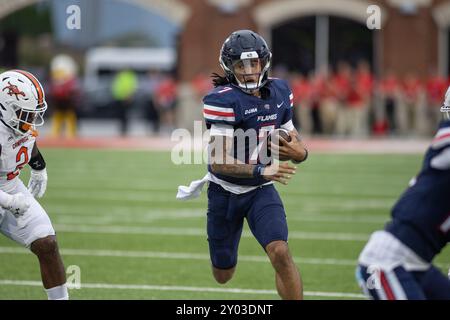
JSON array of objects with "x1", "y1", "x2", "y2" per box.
[
  {"x1": 268, "y1": 129, "x2": 291, "y2": 161},
  {"x1": 270, "y1": 128, "x2": 291, "y2": 145}
]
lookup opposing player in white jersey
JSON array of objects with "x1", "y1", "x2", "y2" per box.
[{"x1": 0, "y1": 70, "x2": 68, "y2": 300}]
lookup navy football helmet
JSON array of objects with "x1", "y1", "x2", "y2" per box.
[{"x1": 219, "y1": 30, "x2": 272, "y2": 94}]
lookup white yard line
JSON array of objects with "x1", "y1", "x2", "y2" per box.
[
  {"x1": 0, "y1": 246, "x2": 357, "y2": 266},
  {"x1": 50, "y1": 211, "x2": 387, "y2": 225},
  {"x1": 42, "y1": 190, "x2": 394, "y2": 209},
  {"x1": 0, "y1": 279, "x2": 366, "y2": 299},
  {"x1": 45, "y1": 204, "x2": 389, "y2": 222},
  {"x1": 2, "y1": 246, "x2": 446, "y2": 269},
  {"x1": 52, "y1": 224, "x2": 370, "y2": 241},
  {"x1": 45, "y1": 182, "x2": 399, "y2": 198},
  {"x1": 47, "y1": 206, "x2": 205, "y2": 217}
]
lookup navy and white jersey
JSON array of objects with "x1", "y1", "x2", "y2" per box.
[
  {"x1": 203, "y1": 78, "x2": 294, "y2": 187},
  {"x1": 386, "y1": 120, "x2": 450, "y2": 262}
]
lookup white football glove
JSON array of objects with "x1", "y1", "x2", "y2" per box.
[
  {"x1": 28, "y1": 168, "x2": 48, "y2": 198},
  {"x1": 4, "y1": 193, "x2": 31, "y2": 218}
]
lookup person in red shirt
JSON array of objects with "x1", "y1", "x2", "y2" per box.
[
  {"x1": 402, "y1": 73, "x2": 426, "y2": 135},
  {"x1": 332, "y1": 62, "x2": 354, "y2": 136},
  {"x1": 347, "y1": 74, "x2": 368, "y2": 137},
  {"x1": 49, "y1": 55, "x2": 80, "y2": 138},
  {"x1": 290, "y1": 72, "x2": 311, "y2": 134},
  {"x1": 154, "y1": 74, "x2": 178, "y2": 134},
  {"x1": 308, "y1": 71, "x2": 325, "y2": 134},
  {"x1": 345, "y1": 60, "x2": 373, "y2": 137},
  {"x1": 378, "y1": 71, "x2": 401, "y2": 135},
  {"x1": 356, "y1": 61, "x2": 373, "y2": 105},
  {"x1": 319, "y1": 64, "x2": 347, "y2": 135}
]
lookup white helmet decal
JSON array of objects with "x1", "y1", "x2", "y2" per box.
[{"x1": 2, "y1": 81, "x2": 27, "y2": 101}]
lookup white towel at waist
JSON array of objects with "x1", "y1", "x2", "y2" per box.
[{"x1": 176, "y1": 173, "x2": 273, "y2": 200}]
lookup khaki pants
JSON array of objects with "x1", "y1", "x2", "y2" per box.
[
  {"x1": 295, "y1": 102, "x2": 312, "y2": 135},
  {"x1": 320, "y1": 98, "x2": 339, "y2": 135},
  {"x1": 336, "y1": 105, "x2": 368, "y2": 137},
  {"x1": 51, "y1": 110, "x2": 77, "y2": 138}
]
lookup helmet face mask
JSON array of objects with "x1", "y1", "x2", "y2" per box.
[
  {"x1": 219, "y1": 30, "x2": 272, "y2": 94},
  {"x1": 231, "y1": 58, "x2": 263, "y2": 92},
  {"x1": 13, "y1": 102, "x2": 47, "y2": 134}
]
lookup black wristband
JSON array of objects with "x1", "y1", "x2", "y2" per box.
[
  {"x1": 253, "y1": 164, "x2": 266, "y2": 178},
  {"x1": 29, "y1": 151, "x2": 46, "y2": 170}
]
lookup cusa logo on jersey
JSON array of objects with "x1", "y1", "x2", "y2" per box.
[{"x1": 245, "y1": 107, "x2": 257, "y2": 115}]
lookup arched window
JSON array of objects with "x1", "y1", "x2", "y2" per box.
[
  {"x1": 254, "y1": 0, "x2": 386, "y2": 75},
  {"x1": 271, "y1": 15, "x2": 374, "y2": 75}
]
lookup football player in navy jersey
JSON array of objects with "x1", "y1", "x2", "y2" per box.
[
  {"x1": 356, "y1": 88, "x2": 450, "y2": 300},
  {"x1": 200, "y1": 30, "x2": 308, "y2": 300}
]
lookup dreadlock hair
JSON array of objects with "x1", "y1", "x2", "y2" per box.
[
  {"x1": 210, "y1": 72, "x2": 272, "y2": 99},
  {"x1": 211, "y1": 73, "x2": 231, "y2": 87}
]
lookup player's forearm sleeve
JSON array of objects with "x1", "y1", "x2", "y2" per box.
[
  {"x1": 210, "y1": 123, "x2": 234, "y2": 137},
  {"x1": 281, "y1": 120, "x2": 295, "y2": 131},
  {"x1": 29, "y1": 150, "x2": 46, "y2": 170}
]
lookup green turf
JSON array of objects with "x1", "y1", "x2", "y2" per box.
[{"x1": 0, "y1": 149, "x2": 448, "y2": 300}]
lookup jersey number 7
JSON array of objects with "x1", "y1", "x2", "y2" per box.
[{"x1": 250, "y1": 124, "x2": 275, "y2": 162}]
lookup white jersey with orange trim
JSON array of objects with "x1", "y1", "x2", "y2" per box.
[{"x1": 0, "y1": 122, "x2": 35, "y2": 193}]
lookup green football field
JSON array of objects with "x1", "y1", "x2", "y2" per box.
[{"x1": 0, "y1": 149, "x2": 448, "y2": 300}]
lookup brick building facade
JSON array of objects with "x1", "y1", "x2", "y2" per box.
[
  {"x1": 1, "y1": 0, "x2": 450, "y2": 131},
  {"x1": 1, "y1": 0, "x2": 449, "y2": 79},
  {"x1": 176, "y1": 0, "x2": 450, "y2": 81}
]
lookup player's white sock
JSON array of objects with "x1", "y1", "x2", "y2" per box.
[{"x1": 45, "y1": 284, "x2": 69, "y2": 300}]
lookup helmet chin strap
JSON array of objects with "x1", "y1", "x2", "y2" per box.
[
  {"x1": 21, "y1": 123, "x2": 39, "y2": 137},
  {"x1": 235, "y1": 73, "x2": 263, "y2": 94}
]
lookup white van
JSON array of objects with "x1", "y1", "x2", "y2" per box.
[{"x1": 83, "y1": 47, "x2": 176, "y2": 111}]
